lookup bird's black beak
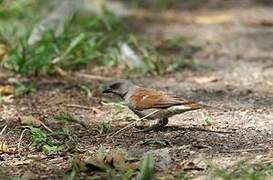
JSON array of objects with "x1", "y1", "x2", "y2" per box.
[{"x1": 102, "y1": 87, "x2": 112, "y2": 93}]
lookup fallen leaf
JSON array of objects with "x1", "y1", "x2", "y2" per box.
[
  {"x1": 91, "y1": 107, "x2": 104, "y2": 115},
  {"x1": 0, "y1": 44, "x2": 9, "y2": 62},
  {"x1": 180, "y1": 161, "x2": 205, "y2": 171},
  {"x1": 194, "y1": 14, "x2": 234, "y2": 25},
  {"x1": 193, "y1": 76, "x2": 219, "y2": 84},
  {"x1": 248, "y1": 20, "x2": 273, "y2": 27},
  {"x1": 0, "y1": 142, "x2": 15, "y2": 154},
  {"x1": 0, "y1": 85, "x2": 15, "y2": 96},
  {"x1": 12, "y1": 159, "x2": 32, "y2": 166},
  {"x1": 0, "y1": 95, "x2": 14, "y2": 103},
  {"x1": 53, "y1": 66, "x2": 67, "y2": 76},
  {"x1": 104, "y1": 150, "x2": 138, "y2": 171},
  {"x1": 82, "y1": 149, "x2": 139, "y2": 172},
  {"x1": 20, "y1": 115, "x2": 42, "y2": 127}
]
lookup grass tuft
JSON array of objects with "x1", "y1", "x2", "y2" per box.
[
  {"x1": 25, "y1": 126, "x2": 77, "y2": 155},
  {"x1": 208, "y1": 161, "x2": 273, "y2": 180},
  {"x1": 0, "y1": 1, "x2": 199, "y2": 75}
]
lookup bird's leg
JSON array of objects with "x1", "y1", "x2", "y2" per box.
[{"x1": 139, "y1": 118, "x2": 168, "y2": 132}]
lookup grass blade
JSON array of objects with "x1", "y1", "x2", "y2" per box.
[{"x1": 138, "y1": 153, "x2": 154, "y2": 180}]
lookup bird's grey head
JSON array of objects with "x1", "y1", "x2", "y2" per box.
[{"x1": 102, "y1": 79, "x2": 135, "y2": 98}]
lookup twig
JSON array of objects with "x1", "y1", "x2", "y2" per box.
[
  {"x1": 65, "y1": 104, "x2": 93, "y2": 110},
  {"x1": 40, "y1": 121, "x2": 53, "y2": 133},
  {"x1": 75, "y1": 73, "x2": 113, "y2": 81},
  {"x1": 192, "y1": 144, "x2": 212, "y2": 149},
  {"x1": 220, "y1": 147, "x2": 273, "y2": 153},
  {"x1": 183, "y1": 167, "x2": 205, "y2": 171},
  {"x1": 186, "y1": 127, "x2": 235, "y2": 134},
  {"x1": 0, "y1": 125, "x2": 7, "y2": 136},
  {"x1": 109, "y1": 110, "x2": 159, "y2": 137},
  {"x1": 17, "y1": 129, "x2": 28, "y2": 152}
]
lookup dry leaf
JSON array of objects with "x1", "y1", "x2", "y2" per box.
[
  {"x1": 53, "y1": 66, "x2": 67, "y2": 76},
  {"x1": 20, "y1": 115, "x2": 42, "y2": 127},
  {"x1": 194, "y1": 14, "x2": 234, "y2": 25},
  {"x1": 0, "y1": 85, "x2": 15, "y2": 96},
  {"x1": 104, "y1": 150, "x2": 138, "y2": 171},
  {"x1": 248, "y1": 20, "x2": 273, "y2": 27},
  {"x1": 84, "y1": 149, "x2": 139, "y2": 172},
  {"x1": 0, "y1": 142, "x2": 15, "y2": 154},
  {"x1": 193, "y1": 76, "x2": 219, "y2": 84},
  {"x1": 12, "y1": 159, "x2": 32, "y2": 166},
  {"x1": 180, "y1": 161, "x2": 205, "y2": 171},
  {"x1": 91, "y1": 107, "x2": 104, "y2": 115},
  {"x1": 0, "y1": 44, "x2": 9, "y2": 62},
  {"x1": 0, "y1": 95, "x2": 14, "y2": 103}
]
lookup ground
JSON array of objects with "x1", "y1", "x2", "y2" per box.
[{"x1": 1, "y1": 1, "x2": 273, "y2": 179}]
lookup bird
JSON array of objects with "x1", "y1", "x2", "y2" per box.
[{"x1": 103, "y1": 79, "x2": 207, "y2": 132}]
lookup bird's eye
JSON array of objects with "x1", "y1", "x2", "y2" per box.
[{"x1": 110, "y1": 83, "x2": 121, "y2": 89}]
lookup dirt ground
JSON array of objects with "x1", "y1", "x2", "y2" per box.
[{"x1": 1, "y1": 1, "x2": 273, "y2": 179}]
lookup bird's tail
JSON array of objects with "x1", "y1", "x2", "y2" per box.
[
  {"x1": 184, "y1": 102, "x2": 224, "y2": 111},
  {"x1": 185, "y1": 102, "x2": 207, "y2": 110}
]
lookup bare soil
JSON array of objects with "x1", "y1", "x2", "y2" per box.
[{"x1": 1, "y1": 2, "x2": 273, "y2": 179}]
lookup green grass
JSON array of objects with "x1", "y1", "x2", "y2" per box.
[
  {"x1": 137, "y1": 138, "x2": 169, "y2": 147},
  {"x1": 1, "y1": 12, "x2": 125, "y2": 74},
  {"x1": 138, "y1": 153, "x2": 155, "y2": 180},
  {"x1": 0, "y1": 1, "x2": 125, "y2": 74},
  {"x1": 131, "y1": 0, "x2": 203, "y2": 10},
  {"x1": 96, "y1": 121, "x2": 112, "y2": 134},
  {"x1": 25, "y1": 126, "x2": 77, "y2": 155},
  {"x1": 175, "y1": 161, "x2": 273, "y2": 180},
  {"x1": 14, "y1": 82, "x2": 35, "y2": 96},
  {"x1": 200, "y1": 112, "x2": 213, "y2": 127},
  {"x1": 207, "y1": 161, "x2": 273, "y2": 180},
  {"x1": 0, "y1": 1, "x2": 199, "y2": 76},
  {"x1": 54, "y1": 113, "x2": 87, "y2": 128},
  {"x1": 0, "y1": 169, "x2": 23, "y2": 180}
]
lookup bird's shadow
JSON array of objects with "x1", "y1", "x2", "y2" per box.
[
  {"x1": 135, "y1": 125, "x2": 236, "y2": 134},
  {"x1": 131, "y1": 124, "x2": 272, "y2": 153}
]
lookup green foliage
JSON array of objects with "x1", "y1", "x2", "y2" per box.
[
  {"x1": 200, "y1": 112, "x2": 213, "y2": 127},
  {"x1": 138, "y1": 153, "x2": 155, "y2": 180},
  {"x1": 208, "y1": 161, "x2": 273, "y2": 180},
  {"x1": 123, "y1": 169, "x2": 137, "y2": 180},
  {"x1": 26, "y1": 126, "x2": 76, "y2": 155},
  {"x1": 28, "y1": 126, "x2": 48, "y2": 147},
  {"x1": 138, "y1": 138, "x2": 168, "y2": 147},
  {"x1": 0, "y1": 169, "x2": 23, "y2": 180},
  {"x1": 0, "y1": 0, "x2": 36, "y2": 20},
  {"x1": 176, "y1": 172, "x2": 189, "y2": 180},
  {"x1": 131, "y1": 0, "x2": 174, "y2": 10},
  {"x1": 42, "y1": 144, "x2": 65, "y2": 155},
  {"x1": 54, "y1": 113, "x2": 86, "y2": 128},
  {"x1": 0, "y1": 1, "x2": 199, "y2": 75},
  {"x1": 1, "y1": 5, "x2": 127, "y2": 74},
  {"x1": 131, "y1": 0, "x2": 203, "y2": 10},
  {"x1": 97, "y1": 145, "x2": 106, "y2": 160},
  {"x1": 96, "y1": 121, "x2": 112, "y2": 134},
  {"x1": 14, "y1": 82, "x2": 35, "y2": 96}
]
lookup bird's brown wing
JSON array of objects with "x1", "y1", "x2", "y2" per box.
[{"x1": 130, "y1": 89, "x2": 200, "y2": 110}]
